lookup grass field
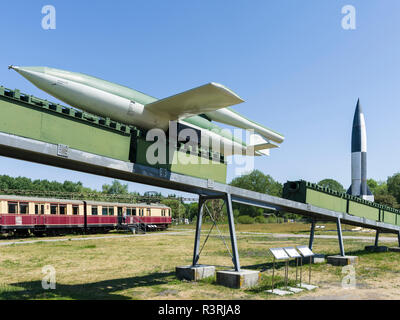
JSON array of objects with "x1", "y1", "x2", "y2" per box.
[{"x1": 0, "y1": 222, "x2": 399, "y2": 300}]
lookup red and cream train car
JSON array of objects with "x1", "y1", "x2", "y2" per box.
[{"x1": 0, "y1": 195, "x2": 171, "y2": 235}]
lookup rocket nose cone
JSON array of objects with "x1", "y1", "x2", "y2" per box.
[
  {"x1": 355, "y1": 98, "x2": 363, "y2": 114},
  {"x1": 8, "y1": 65, "x2": 20, "y2": 71},
  {"x1": 9, "y1": 66, "x2": 47, "y2": 74},
  {"x1": 8, "y1": 66, "x2": 52, "y2": 93},
  {"x1": 352, "y1": 99, "x2": 364, "y2": 127}
]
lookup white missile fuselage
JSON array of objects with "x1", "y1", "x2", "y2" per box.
[
  {"x1": 14, "y1": 67, "x2": 164, "y2": 130},
  {"x1": 10, "y1": 66, "x2": 284, "y2": 157}
]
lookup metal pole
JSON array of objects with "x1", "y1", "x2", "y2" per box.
[
  {"x1": 272, "y1": 257, "x2": 275, "y2": 292},
  {"x1": 300, "y1": 257, "x2": 302, "y2": 285},
  {"x1": 296, "y1": 258, "x2": 298, "y2": 285},
  {"x1": 285, "y1": 260, "x2": 288, "y2": 289},
  {"x1": 225, "y1": 193, "x2": 241, "y2": 272},
  {"x1": 309, "y1": 256, "x2": 312, "y2": 284},
  {"x1": 309, "y1": 220, "x2": 316, "y2": 250},
  {"x1": 192, "y1": 196, "x2": 205, "y2": 266},
  {"x1": 337, "y1": 217, "x2": 345, "y2": 257},
  {"x1": 374, "y1": 230, "x2": 380, "y2": 247}
]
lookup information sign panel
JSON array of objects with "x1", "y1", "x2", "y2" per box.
[
  {"x1": 296, "y1": 245, "x2": 314, "y2": 257},
  {"x1": 283, "y1": 247, "x2": 301, "y2": 258},
  {"x1": 269, "y1": 247, "x2": 289, "y2": 260}
]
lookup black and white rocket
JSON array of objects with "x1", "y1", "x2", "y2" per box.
[{"x1": 347, "y1": 99, "x2": 374, "y2": 201}]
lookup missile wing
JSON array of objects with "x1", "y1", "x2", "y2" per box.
[{"x1": 145, "y1": 82, "x2": 244, "y2": 120}]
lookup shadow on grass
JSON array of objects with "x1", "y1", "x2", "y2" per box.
[{"x1": 0, "y1": 271, "x2": 176, "y2": 300}]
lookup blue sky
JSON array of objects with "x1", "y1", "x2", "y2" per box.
[{"x1": 0, "y1": 1, "x2": 399, "y2": 195}]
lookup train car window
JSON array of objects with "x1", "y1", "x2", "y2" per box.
[
  {"x1": 126, "y1": 208, "x2": 131, "y2": 216},
  {"x1": 20, "y1": 202, "x2": 29, "y2": 214},
  {"x1": 92, "y1": 206, "x2": 98, "y2": 215},
  {"x1": 161, "y1": 209, "x2": 165, "y2": 217},
  {"x1": 147, "y1": 208, "x2": 151, "y2": 216},
  {"x1": 8, "y1": 202, "x2": 17, "y2": 214},
  {"x1": 35, "y1": 204, "x2": 45, "y2": 215},
  {"x1": 108, "y1": 207, "x2": 114, "y2": 216},
  {"x1": 59, "y1": 205, "x2": 66, "y2": 215},
  {"x1": 50, "y1": 204, "x2": 58, "y2": 214},
  {"x1": 72, "y1": 205, "x2": 79, "y2": 215},
  {"x1": 102, "y1": 207, "x2": 108, "y2": 216},
  {"x1": 132, "y1": 208, "x2": 136, "y2": 216}
]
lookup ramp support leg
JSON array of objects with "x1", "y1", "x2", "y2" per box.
[
  {"x1": 337, "y1": 217, "x2": 345, "y2": 257},
  {"x1": 398, "y1": 231, "x2": 400, "y2": 248},
  {"x1": 309, "y1": 220, "x2": 316, "y2": 250},
  {"x1": 192, "y1": 196, "x2": 205, "y2": 266},
  {"x1": 225, "y1": 193, "x2": 241, "y2": 272},
  {"x1": 375, "y1": 230, "x2": 380, "y2": 247}
]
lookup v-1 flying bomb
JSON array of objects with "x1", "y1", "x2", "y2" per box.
[{"x1": 9, "y1": 66, "x2": 284, "y2": 157}]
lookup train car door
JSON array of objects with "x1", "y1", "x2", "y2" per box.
[
  {"x1": 35, "y1": 204, "x2": 46, "y2": 225},
  {"x1": 117, "y1": 207, "x2": 123, "y2": 224}
]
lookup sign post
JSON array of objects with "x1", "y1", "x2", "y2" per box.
[
  {"x1": 296, "y1": 245, "x2": 318, "y2": 290},
  {"x1": 266, "y1": 248, "x2": 292, "y2": 295}
]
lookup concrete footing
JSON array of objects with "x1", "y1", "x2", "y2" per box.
[
  {"x1": 365, "y1": 245, "x2": 388, "y2": 252},
  {"x1": 176, "y1": 265, "x2": 215, "y2": 281},
  {"x1": 265, "y1": 288, "x2": 293, "y2": 296},
  {"x1": 327, "y1": 255, "x2": 358, "y2": 266},
  {"x1": 288, "y1": 287, "x2": 304, "y2": 293},
  {"x1": 216, "y1": 269, "x2": 260, "y2": 289},
  {"x1": 297, "y1": 283, "x2": 318, "y2": 290},
  {"x1": 388, "y1": 247, "x2": 400, "y2": 252}
]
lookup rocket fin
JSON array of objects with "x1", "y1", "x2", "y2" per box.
[
  {"x1": 243, "y1": 133, "x2": 278, "y2": 156},
  {"x1": 145, "y1": 83, "x2": 244, "y2": 120},
  {"x1": 203, "y1": 107, "x2": 285, "y2": 144},
  {"x1": 249, "y1": 132, "x2": 279, "y2": 151},
  {"x1": 256, "y1": 149, "x2": 270, "y2": 156},
  {"x1": 346, "y1": 185, "x2": 374, "y2": 196}
]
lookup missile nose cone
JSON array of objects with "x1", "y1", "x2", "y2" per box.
[
  {"x1": 355, "y1": 98, "x2": 363, "y2": 114},
  {"x1": 8, "y1": 66, "x2": 47, "y2": 75},
  {"x1": 352, "y1": 98, "x2": 364, "y2": 128},
  {"x1": 351, "y1": 98, "x2": 367, "y2": 153},
  {"x1": 8, "y1": 65, "x2": 19, "y2": 71}
]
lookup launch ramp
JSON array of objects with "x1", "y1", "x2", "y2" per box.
[{"x1": 0, "y1": 85, "x2": 400, "y2": 272}]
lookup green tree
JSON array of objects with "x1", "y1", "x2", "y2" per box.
[
  {"x1": 374, "y1": 194, "x2": 398, "y2": 208},
  {"x1": 0, "y1": 175, "x2": 90, "y2": 194},
  {"x1": 161, "y1": 198, "x2": 186, "y2": 221},
  {"x1": 102, "y1": 180, "x2": 128, "y2": 194},
  {"x1": 387, "y1": 173, "x2": 400, "y2": 204},
  {"x1": 317, "y1": 179, "x2": 345, "y2": 193},
  {"x1": 206, "y1": 199, "x2": 226, "y2": 222},
  {"x1": 229, "y1": 170, "x2": 282, "y2": 217},
  {"x1": 367, "y1": 179, "x2": 388, "y2": 196},
  {"x1": 185, "y1": 202, "x2": 198, "y2": 221}
]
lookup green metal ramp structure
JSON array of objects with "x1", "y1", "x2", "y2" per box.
[{"x1": 0, "y1": 85, "x2": 400, "y2": 273}]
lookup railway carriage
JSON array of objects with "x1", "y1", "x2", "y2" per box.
[{"x1": 0, "y1": 195, "x2": 171, "y2": 235}]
